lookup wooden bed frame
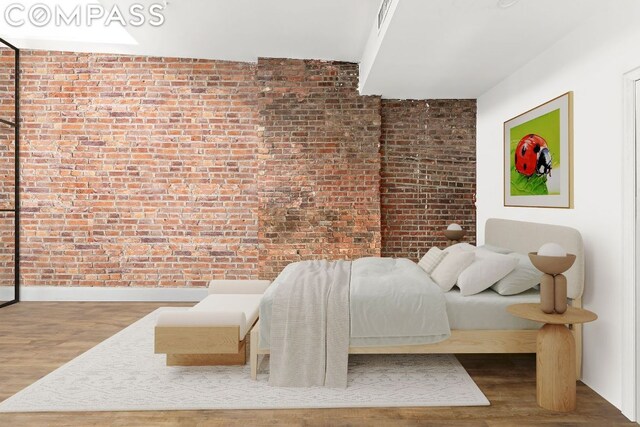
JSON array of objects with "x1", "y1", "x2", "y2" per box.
[{"x1": 249, "y1": 218, "x2": 585, "y2": 381}]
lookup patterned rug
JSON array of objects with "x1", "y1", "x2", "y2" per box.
[{"x1": 0, "y1": 308, "x2": 489, "y2": 412}]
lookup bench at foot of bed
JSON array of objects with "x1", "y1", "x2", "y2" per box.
[{"x1": 154, "y1": 279, "x2": 271, "y2": 366}]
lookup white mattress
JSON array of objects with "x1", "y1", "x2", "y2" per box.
[{"x1": 444, "y1": 288, "x2": 541, "y2": 330}]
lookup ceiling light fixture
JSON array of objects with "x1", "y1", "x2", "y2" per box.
[{"x1": 497, "y1": 0, "x2": 520, "y2": 8}]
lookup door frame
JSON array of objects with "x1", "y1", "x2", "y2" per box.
[{"x1": 622, "y1": 65, "x2": 640, "y2": 422}]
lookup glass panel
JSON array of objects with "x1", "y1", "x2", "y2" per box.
[
  {"x1": 0, "y1": 44, "x2": 15, "y2": 126},
  {"x1": 0, "y1": 212, "x2": 14, "y2": 304},
  {"x1": 0, "y1": 125, "x2": 14, "y2": 209}
]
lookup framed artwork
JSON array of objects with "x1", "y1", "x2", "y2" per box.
[{"x1": 504, "y1": 92, "x2": 573, "y2": 208}]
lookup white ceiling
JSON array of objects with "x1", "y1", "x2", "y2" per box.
[
  {"x1": 1, "y1": 0, "x2": 607, "y2": 98},
  {"x1": 359, "y1": 0, "x2": 606, "y2": 99},
  {"x1": 2, "y1": 0, "x2": 379, "y2": 63}
]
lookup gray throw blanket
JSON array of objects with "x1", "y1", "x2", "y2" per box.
[{"x1": 268, "y1": 260, "x2": 351, "y2": 388}]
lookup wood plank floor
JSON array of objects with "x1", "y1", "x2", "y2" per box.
[{"x1": 0, "y1": 302, "x2": 633, "y2": 426}]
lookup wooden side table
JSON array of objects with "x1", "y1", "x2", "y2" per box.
[{"x1": 507, "y1": 303, "x2": 597, "y2": 412}]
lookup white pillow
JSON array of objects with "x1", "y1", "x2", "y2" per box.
[
  {"x1": 491, "y1": 253, "x2": 541, "y2": 295},
  {"x1": 457, "y1": 252, "x2": 518, "y2": 296},
  {"x1": 430, "y1": 251, "x2": 475, "y2": 292},
  {"x1": 477, "y1": 244, "x2": 512, "y2": 255},
  {"x1": 418, "y1": 247, "x2": 448, "y2": 274},
  {"x1": 444, "y1": 242, "x2": 475, "y2": 254}
]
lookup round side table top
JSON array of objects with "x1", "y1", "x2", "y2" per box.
[{"x1": 507, "y1": 303, "x2": 597, "y2": 325}]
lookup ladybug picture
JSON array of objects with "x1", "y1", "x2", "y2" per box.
[
  {"x1": 505, "y1": 92, "x2": 571, "y2": 207},
  {"x1": 514, "y1": 134, "x2": 552, "y2": 177}
]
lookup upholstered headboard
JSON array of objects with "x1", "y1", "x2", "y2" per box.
[{"x1": 484, "y1": 218, "x2": 584, "y2": 300}]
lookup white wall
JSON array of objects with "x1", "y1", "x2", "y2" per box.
[{"x1": 476, "y1": 1, "x2": 640, "y2": 410}]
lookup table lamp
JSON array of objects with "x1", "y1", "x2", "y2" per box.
[
  {"x1": 528, "y1": 243, "x2": 576, "y2": 314},
  {"x1": 443, "y1": 223, "x2": 465, "y2": 245}
]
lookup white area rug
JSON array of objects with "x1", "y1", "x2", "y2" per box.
[{"x1": 0, "y1": 308, "x2": 489, "y2": 412}]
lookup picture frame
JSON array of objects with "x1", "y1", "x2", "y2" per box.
[{"x1": 503, "y1": 92, "x2": 573, "y2": 208}]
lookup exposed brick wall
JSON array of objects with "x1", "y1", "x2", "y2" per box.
[
  {"x1": 0, "y1": 212, "x2": 14, "y2": 295},
  {"x1": 0, "y1": 47, "x2": 16, "y2": 294},
  {"x1": 19, "y1": 51, "x2": 260, "y2": 287},
  {"x1": 0, "y1": 126, "x2": 14, "y2": 211},
  {"x1": 380, "y1": 99, "x2": 477, "y2": 261},
  {"x1": 10, "y1": 51, "x2": 476, "y2": 288},
  {"x1": 256, "y1": 59, "x2": 382, "y2": 279},
  {"x1": 0, "y1": 47, "x2": 15, "y2": 208},
  {"x1": 0, "y1": 47, "x2": 16, "y2": 124}
]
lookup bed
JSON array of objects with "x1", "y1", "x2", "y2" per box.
[{"x1": 249, "y1": 218, "x2": 585, "y2": 380}]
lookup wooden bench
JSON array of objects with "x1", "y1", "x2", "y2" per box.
[{"x1": 154, "y1": 280, "x2": 270, "y2": 366}]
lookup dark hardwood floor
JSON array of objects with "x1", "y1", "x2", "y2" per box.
[{"x1": 0, "y1": 302, "x2": 633, "y2": 426}]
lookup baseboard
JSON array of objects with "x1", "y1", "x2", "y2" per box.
[
  {"x1": 0, "y1": 286, "x2": 207, "y2": 302},
  {"x1": 0, "y1": 287, "x2": 15, "y2": 301}
]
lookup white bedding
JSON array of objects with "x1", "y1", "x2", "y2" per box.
[
  {"x1": 259, "y1": 258, "x2": 543, "y2": 350},
  {"x1": 268, "y1": 260, "x2": 351, "y2": 388},
  {"x1": 260, "y1": 257, "x2": 451, "y2": 350}
]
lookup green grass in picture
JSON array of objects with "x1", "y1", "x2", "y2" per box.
[
  {"x1": 510, "y1": 167, "x2": 547, "y2": 195},
  {"x1": 509, "y1": 108, "x2": 560, "y2": 196}
]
